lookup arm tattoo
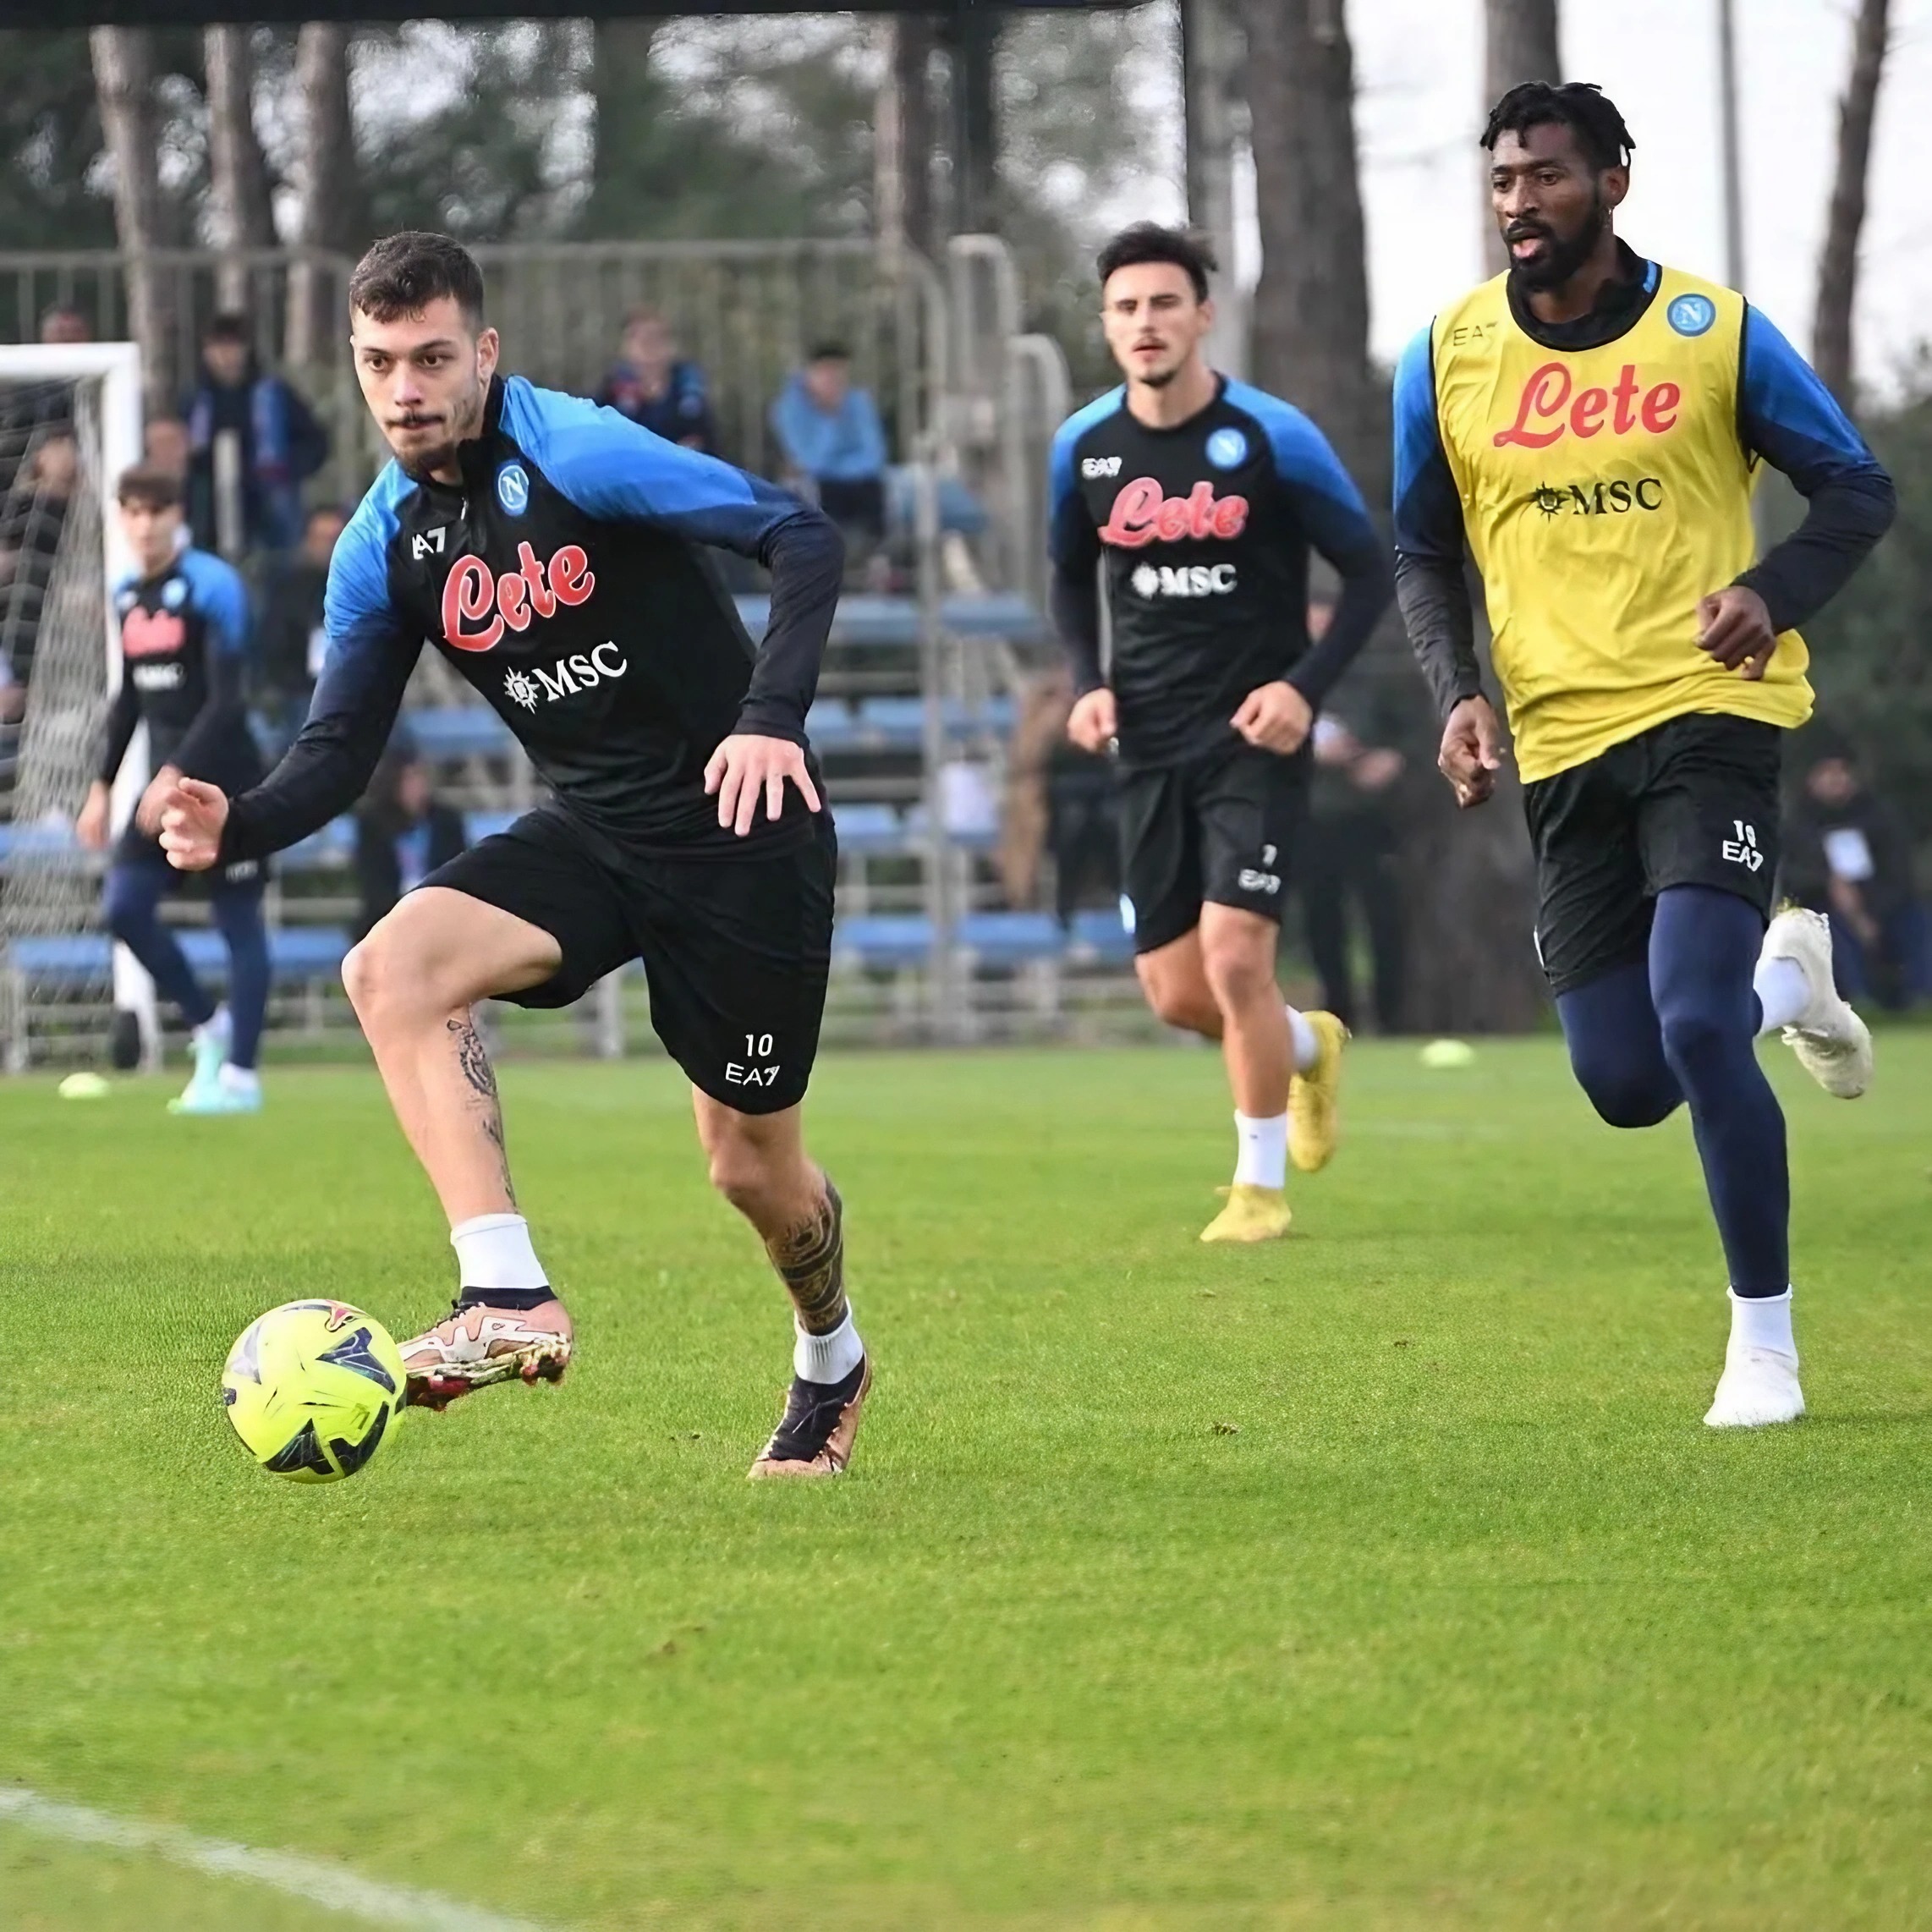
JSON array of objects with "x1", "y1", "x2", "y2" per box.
[
  {"x1": 766, "y1": 1177, "x2": 848, "y2": 1336},
  {"x1": 446, "y1": 1014, "x2": 516, "y2": 1207}
]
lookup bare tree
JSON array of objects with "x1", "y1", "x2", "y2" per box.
[
  {"x1": 876, "y1": 14, "x2": 936, "y2": 265},
  {"x1": 286, "y1": 24, "x2": 361, "y2": 372},
  {"x1": 1481, "y1": 0, "x2": 1560, "y2": 274},
  {"x1": 204, "y1": 26, "x2": 277, "y2": 315},
  {"x1": 1814, "y1": 0, "x2": 1891, "y2": 405},
  {"x1": 90, "y1": 26, "x2": 178, "y2": 416},
  {"x1": 1182, "y1": 0, "x2": 1249, "y2": 376},
  {"x1": 1238, "y1": 0, "x2": 1376, "y2": 492}
]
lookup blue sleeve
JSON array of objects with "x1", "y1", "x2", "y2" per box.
[
  {"x1": 222, "y1": 475, "x2": 420, "y2": 862},
  {"x1": 504, "y1": 378, "x2": 842, "y2": 741},
  {"x1": 181, "y1": 551, "x2": 250, "y2": 657},
  {"x1": 1226, "y1": 380, "x2": 1392, "y2": 705},
  {"x1": 1391, "y1": 326, "x2": 1463, "y2": 563},
  {"x1": 1733, "y1": 305, "x2": 1895, "y2": 631}
]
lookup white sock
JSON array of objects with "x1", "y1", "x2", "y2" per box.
[
  {"x1": 217, "y1": 1063, "x2": 259, "y2": 1096},
  {"x1": 194, "y1": 1006, "x2": 232, "y2": 1051},
  {"x1": 1753, "y1": 957, "x2": 1809, "y2": 1036},
  {"x1": 1729, "y1": 1286, "x2": 1796, "y2": 1358},
  {"x1": 450, "y1": 1212, "x2": 549, "y2": 1293},
  {"x1": 1232, "y1": 1110, "x2": 1288, "y2": 1189},
  {"x1": 794, "y1": 1306, "x2": 864, "y2": 1384},
  {"x1": 1285, "y1": 1006, "x2": 1320, "y2": 1074}
]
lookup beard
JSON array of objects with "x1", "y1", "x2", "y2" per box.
[
  {"x1": 1505, "y1": 192, "x2": 1606, "y2": 294},
  {"x1": 391, "y1": 381, "x2": 485, "y2": 480}
]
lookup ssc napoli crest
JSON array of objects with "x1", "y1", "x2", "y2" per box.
[
  {"x1": 495, "y1": 463, "x2": 530, "y2": 515},
  {"x1": 1205, "y1": 426, "x2": 1249, "y2": 470},
  {"x1": 1666, "y1": 294, "x2": 1716, "y2": 338},
  {"x1": 161, "y1": 578, "x2": 188, "y2": 610}
]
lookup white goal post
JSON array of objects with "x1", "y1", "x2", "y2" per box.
[{"x1": 0, "y1": 341, "x2": 152, "y2": 1059}]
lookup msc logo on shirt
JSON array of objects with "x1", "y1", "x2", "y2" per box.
[
  {"x1": 1529, "y1": 476, "x2": 1666, "y2": 519},
  {"x1": 502, "y1": 641, "x2": 629, "y2": 711},
  {"x1": 1130, "y1": 563, "x2": 1237, "y2": 599}
]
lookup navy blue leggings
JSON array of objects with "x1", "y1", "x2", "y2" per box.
[
  {"x1": 104, "y1": 851, "x2": 268, "y2": 1071},
  {"x1": 1556, "y1": 884, "x2": 1788, "y2": 1295}
]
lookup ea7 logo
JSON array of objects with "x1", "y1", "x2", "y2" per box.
[
  {"x1": 1081, "y1": 455, "x2": 1122, "y2": 478},
  {"x1": 412, "y1": 526, "x2": 448, "y2": 561},
  {"x1": 1721, "y1": 819, "x2": 1765, "y2": 872}
]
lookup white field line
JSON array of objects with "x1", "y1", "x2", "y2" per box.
[{"x1": 0, "y1": 1786, "x2": 553, "y2": 1931}]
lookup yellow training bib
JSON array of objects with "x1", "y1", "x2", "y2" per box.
[{"x1": 1430, "y1": 266, "x2": 1811, "y2": 783}]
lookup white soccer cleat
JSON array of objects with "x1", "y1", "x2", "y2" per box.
[
  {"x1": 1704, "y1": 1345, "x2": 1805, "y2": 1429},
  {"x1": 1760, "y1": 907, "x2": 1873, "y2": 1098}
]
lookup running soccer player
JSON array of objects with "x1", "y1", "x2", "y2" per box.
[
  {"x1": 158, "y1": 232, "x2": 869, "y2": 1479},
  {"x1": 1049, "y1": 223, "x2": 1392, "y2": 1243},
  {"x1": 78, "y1": 466, "x2": 267, "y2": 1115},
  {"x1": 1393, "y1": 83, "x2": 1895, "y2": 1426}
]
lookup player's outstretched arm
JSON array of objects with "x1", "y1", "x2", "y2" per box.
[{"x1": 157, "y1": 777, "x2": 229, "y2": 871}]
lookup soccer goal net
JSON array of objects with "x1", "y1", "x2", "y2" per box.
[{"x1": 0, "y1": 343, "x2": 144, "y2": 1069}]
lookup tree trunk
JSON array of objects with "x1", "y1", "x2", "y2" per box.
[
  {"x1": 1480, "y1": 0, "x2": 1561, "y2": 275},
  {"x1": 586, "y1": 19, "x2": 661, "y2": 240},
  {"x1": 204, "y1": 25, "x2": 276, "y2": 315},
  {"x1": 1813, "y1": 0, "x2": 1890, "y2": 406},
  {"x1": 90, "y1": 26, "x2": 178, "y2": 418},
  {"x1": 1182, "y1": 0, "x2": 1249, "y2": 377},
  {"x1": 945, "y1": 5, "x2": 1000, "y2": 235},
  {"x1": 1238, "y1": 0, "x2": 1376, "y2": 494},
  {"x1": 877, "y1": 14, "x2": 936, "y2": 265},
  {"x1": 286, "y1": 23, "x2": 360, "y2": 371}
]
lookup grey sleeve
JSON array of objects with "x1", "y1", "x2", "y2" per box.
[{"x1": 1393, "y1": 550, "x2": 1485, "y2": 721}]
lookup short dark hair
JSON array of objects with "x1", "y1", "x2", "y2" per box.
[
  {"x1": 116, "y1": 464, "x2": 184, "y2": 512},
  {"x1": 807, "y1": 341, "x2": 852, "y2": 365},
  {"x1": 1095, "y1": 222, "x2": 1217, "y2": 303},
  {"x1": 349, "y1": 232, "x2": 486, "y2": 332},
  {"x1": 203, "y1": 311, "x2": 250, "y2": 344},
  {"x1": 1481, "y1": 81, "x2": 1634, "y2": 173}
]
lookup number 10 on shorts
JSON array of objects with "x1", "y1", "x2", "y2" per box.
[{"x1": 727, "y1": 1032, "x2": 780, "y2": 1091}]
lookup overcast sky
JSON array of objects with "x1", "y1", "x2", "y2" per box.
[{"x1": 1125, "y1": 0, "x2": 1932, "y2": 392}]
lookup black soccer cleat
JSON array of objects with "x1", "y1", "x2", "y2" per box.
[{"x1": 747, "y1": 1356, "x2": 872, "y2": 1479}]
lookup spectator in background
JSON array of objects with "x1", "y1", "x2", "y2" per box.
[
  {"x1": 40, "y1": 304, "x2": 91, "y2": 346},
  {"x1": 596, "y1": 308, "x2": 715, "y2": 452},
  {"x1": 354, "y1": 742, "x2": 467, "y2": 941},
  {"x1": 0, "y1": 429, "x2": 79, "y2": 690},
  {"x1": 252, "y1": 502, "x2": 345, "y2": 749},
  {"x1": 1783, "y1": 752, "x2": 1929, "y2": 1011},
  {"x1": 1302, "y1": 711, "x2": 1408, "y2": 1035},
  {"x1": 770, "y1": 343, "x2": 888, "y2": 544},
  {"x1": 183, "y1": 313, "x2": 330, "y2": 558},
  {"x1": 144, "y1": 415, "x2": 190, "y2": 482}
]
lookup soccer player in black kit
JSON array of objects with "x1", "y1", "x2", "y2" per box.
[
  {"x1": 159, "y1": 233, "x2": 869, "y2": 1478},
  {"x1": 80, "y1": 466, "x2": 268, "y2": 1115},
  {"x1": 1049, "y1": 225, "x2": 1391, "y2": 1242}
]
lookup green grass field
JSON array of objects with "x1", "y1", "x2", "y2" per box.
[{"x1": 3, "y1": 1036, "x2": 1929, "y2": 1930}]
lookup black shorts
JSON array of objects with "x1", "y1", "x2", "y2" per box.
[
  {"x1": 1522, "y1": 712, "x2": 1781, "y2": 997},
  {"x1": 423, "y1": 805, "x2": 836, "y2": 1115},
  {"x1": 1117, "y1": 744, "x2": 1309, "y2": 955}
]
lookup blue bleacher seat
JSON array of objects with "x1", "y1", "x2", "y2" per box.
[
  {"x1": 1068, "y1": 906, "x2": 1136, "y2": 965},
  {"x1": 957, "y1": 912, "x2": 1064, "y2": 967},
  {"x1": 464, "y1": 809, "x2": 521, "y2": 843},
  {"x1": 735, "y1": 592, "x2": 1046, "y2": 650},
  {"x1": 6, "y1": 935, "x2": 110, "y2": 983},
  {"x1": 832, "y1": 914, "x2": 934, "y2": 971},
  {"x1": 831, "y1": 803, "x2": 903, "y2": 853},
  {"x1": 8, "y1": 928, "x2": 349, "y2": 991},
  {"x1": 281, "y1": 816, "x2": 357, "y2": 871},
  {"x1": 0, "y1": 823, "x2": 79, "y2": 864},
  {"x1": 804, "y1": 700, "x2": 859, "y2": 751}
]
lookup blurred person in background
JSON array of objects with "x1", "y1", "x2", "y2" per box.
[
  {"x1": 1783, "y1": 752, "x2": 1929, "y2": 1011},
  {"x1": 40, "y1": 304, "x2": 91, "y2": 346},
  {"x1": 354, "y1": 740, "x2": 467, "y2": 941},
  {"x1": 184, "y1": 313, "x2": 330, "y2": 558},
  {"x1": 0, "y1": 429, "x2": 79, "y2": 690},
  {"x1": 144, "y1": 415, "x2": 191, "y2": 482},
  {"x1": 252, "y1": 502, "x2": 346, "y2": 749},
  {"x1": 770, "y1": 343, "x2": 888, "y2": 546},
  {"x1": 1304, "y1": 710, "x2": 1407, "y2": 1035},
  {"x1": 78, "y1": 466, "x2": 268, "y2": 1114},
  {"x1": 596, "y1": 308, "x2": 715, "y2": 453}
]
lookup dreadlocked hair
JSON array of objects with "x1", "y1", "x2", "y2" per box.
[{"x1": 1480, "y1": 81, "x2": 1634, "y2": 173}]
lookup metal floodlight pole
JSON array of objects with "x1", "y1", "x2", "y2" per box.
[{"x1": 1717, "y1": 0, "x2": 1747, "y2": 293}]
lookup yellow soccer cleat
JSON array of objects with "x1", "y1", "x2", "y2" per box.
[
  {"x1": 1199, "y1": 1183, "x2": 1293, "y2": 1244},
  {"x1": 1288, "y1": 1011, "x2": 1350, "y2": 1173}
]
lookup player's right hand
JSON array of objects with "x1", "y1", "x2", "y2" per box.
[
  {"x1": 74, "y1": 780, "x2": 112, "y2": 852},
  {"x1": 1437, "y1": 695, "x2": 1507, "y2": 810},
  {"x1": 1067, "y1": 687, "x2": 1117, "y2": 755},
  {"x1": 157, "y1": 776, "x2": 230, "y2": 872}
]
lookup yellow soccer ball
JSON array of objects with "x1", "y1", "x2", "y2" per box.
[{"x1": 222, "y1": 1300, "x2": 406, "y2": 1483}]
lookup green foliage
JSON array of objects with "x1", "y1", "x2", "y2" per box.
[
  {"x1": 3, "y1": 1043, "x2": 1931, "y2": 1927},
  {"x1": 0, "y1": 32, "x2": 116, "y2": 254}
]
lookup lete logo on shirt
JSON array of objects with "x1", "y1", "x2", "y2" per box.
[
  {"x1": 441, "y1": 542, "x2": 596, "y2": 651},
  {"x1": 121, "y1": 607, "x2": 187, "y2": 658},
  {"x1": 1493, "y1": 361, "x2": 1682, "y2": 451},
  {"x1": 1098, "y1": 477, "x2": 1249, "y2": 547}
]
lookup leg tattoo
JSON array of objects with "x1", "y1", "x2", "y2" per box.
[
  {"x1": 766, "y1": 1177, "x2": 848, "y2": 1336},
  {"x1": 446, "y1": 1013, "x2": 516, "y2": 1208}
]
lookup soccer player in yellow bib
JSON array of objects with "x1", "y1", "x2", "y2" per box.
[{"x1": 1393, "y1": 83, "x2": 1896, "y2": 1429}]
